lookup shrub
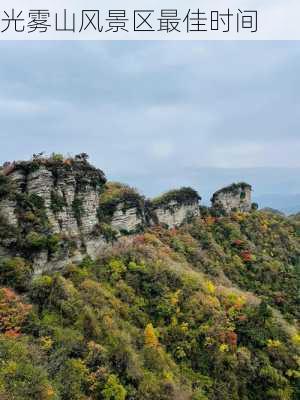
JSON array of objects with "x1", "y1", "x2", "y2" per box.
[
  {"x1": 0, "y1": 257, "x2": 32, "y2": 290},
  {"x1": 29, "y1": 275, "x2": 53, "y2": 307},
  {"x1": 50, "y1": 153, "x2": 64, "y2": 162},
  {"x1": 0, "y1": 174, "x2": 11, "y2": 199},
  {"x1": 25, "y1": 231, "x2": 48, "y2": 250},
  {"x1": 102, "y1": 374, "x2": 127, "y2": 400},
  {"x1": 50, "y1": 191, "x2": 66, "y2": 213},
  {"x1": 98, "y1": 182, "x2": 144, "y2": 223},
  {"x1": 151, "y1": 187, "x2": 200, "y2": 209},
  {"x1": 72, "y1": 198, "x2": 84, "y2": 224}
]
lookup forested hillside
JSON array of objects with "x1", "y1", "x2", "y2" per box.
[{"x1": 0, "y1": 209, "x2": 299, "y2": 400}]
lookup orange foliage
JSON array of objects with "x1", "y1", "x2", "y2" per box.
[
  {"x1": 240, "y1": 250, "x2": 253, "y2": 262},
  {"x1": 219, "y1": 331, "x2": 238, "y2": 348},
  {"x1": 63, "y1": 158, "x2": 72, "y2": 166},
  {"x1": 132, "y1": 234, "x2": 146, "y2": 245},
  {"x1": 0, "y1": 287, "x2": 32, "y2": 336},
  {"x1": 204, "y1": 216, "x2": 216, "y2": 226}
]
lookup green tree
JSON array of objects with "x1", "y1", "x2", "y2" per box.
[{"x1": 102, "y1": 374, "x2": 127, "y2": 400}]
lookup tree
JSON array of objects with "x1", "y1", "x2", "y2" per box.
[
  {"x1": 144, "y1": 323, "x2": 159, "y2": 348},
  {"x1": 102, "y1": 374, "x2": 127, "y2": 400}
]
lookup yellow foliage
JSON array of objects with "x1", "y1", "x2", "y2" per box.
[
  {"x1": 170, "y1": 290, "x2": 181, "y2": 306},
  {"x1": 292, "y1": 334, "x2": 300, "y2": 347},
  {"x1": 204, "y1": 336, "x2": 215, "y2": 347},
  {"x1": 261, "y1": 223, "x2": 268, "y2": 232},
  {"x1": 40, "y1": 336, "x2": 53, "y2": 351},
  {"x1": 267, "y1": 339, "x2": 281, "y2": 349},
  {"x1": 204, "y1": 216, "x2": 216, "y2": 226},
  {"x1": 219, "y1": 343, "x2": 229, "y2": 353},
  {"x1": 204, "y1": 280, "x2": 216, "y2": 294},
  {"x1": 103, "y1": 315, "x2": 114, "y2": 329},
  {"x1": 42, "y1": 384, "x2": 56, "y2": 400},
  {"x1": 163, "y1": 371, "x2": 174, "y2": 381},
  {"x1": 232, "y1": 212, "x2": 247, "y2": 222},
  {"x1": 225, "y1": 292, "x2": 246, "y2": 309},
  {"x1": 144, "y1": 323, "x2": 159, "y2": 348},
  {"x1": 180, "y1": 322, "x2": 189, "y2": 333}
]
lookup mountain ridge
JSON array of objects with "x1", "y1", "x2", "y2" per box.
[{"x1": 0, "y1": 154, "x2": 299, "y2": 400}]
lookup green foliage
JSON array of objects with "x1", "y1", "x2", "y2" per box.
[
  {"x1": 25, "y1": 231, "x2": 48, "y2": 250},
  {"x1": 102, "y1": 374, "x2": 127, "y2": 400},
  {"x1": 0, "y1": 336, "x2": 57, "y2": 400},
  {"x1": 98, "y1": 223, "x2": 118, "y2": 242},
  {"x1": 211, "y1": 182, "x2": 252, "y2": 202},
  {"x1": 50, "y1": 191, "x2": 66, "y2": 213},
  {"x1": 56, "y1": 358, "x2": 89, "y2": 400},
  {"x1": 29, "y1": 275, "x2": 53, "y2": 307},
  {"x1": 24, "y1": 232, "x2": 60, "y2": 253},
  {"x1": 15, "y1": 192, "x2": 49, "y2": 231},
  {"x1": 0, "y1": 174, "x2": 11, "y2": 199},
  {"x1": 72, "y1": 198, "x2": 84, "y2": 224},
  {"x1": 50, "y1": 153, "x2": 64, "y2": 162},
  {"x1": 98, "y1": 182, "x2": 144, "y2": 223},
  {"x1": 0, "y1": 210, "x2": 300, "y2": 400},
  {"x1": 0, "y1": 257, "x2": 32, "y2": 290},
  {"x1": 151, "y1": 187, "x2": 201, "y2": 208}
]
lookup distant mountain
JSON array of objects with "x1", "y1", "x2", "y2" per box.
[
  {"x1": 259, "y1": 207, "x2": 285, "y2": 216},
  {"x1": 254, "y1": 193, "x2": 300, "y2": 215}
]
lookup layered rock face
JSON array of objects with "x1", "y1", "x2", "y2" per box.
[
  {"x1": 1, "y1": 157, "x2": 256, "y2": 276},
  {"x1": 211, "y1": 183, "x2": 252, "y2": 213},
  {"x1": 0, "y1": 157, "x2": 107, "y2": 272},
  {"x1": 152, "y1": 200, "x2": 200, "y2": 229},
  {"x1": 111, "y1": 203, "x2": 144, "y2": 233},
  {"x1": 149, "y1": 187, "x2": 201, "y2": 229}
]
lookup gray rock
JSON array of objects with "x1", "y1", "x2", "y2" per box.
[
  {"x1": 211, "y1": 183, "x2": 252, "y2": 213},
  {"x1": 0, "y1": 199, "x2": 18, "y2": 227},
  {"x1": 111, "y1": 203, "x2": 144, "y2": 234},
  {"x1": 1, "y1": 159, "x2": 106, "y2": 274},
  {"x1": 152, "y1": 200, "x2": 200, "y2": 228}
]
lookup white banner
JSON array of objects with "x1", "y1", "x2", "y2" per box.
[{"x1": 0, "y1": 0, "x2": 298, "y2": 40}]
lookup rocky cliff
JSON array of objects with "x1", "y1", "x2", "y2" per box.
[
  {"x1": 0, "y1": 155, "x2": 107, "y2": 273},
  {"x1": 0, "y1": 156, "x2": 256, "y2": 275},
  {"x1": 97, "y1": 182, "x2": 145, "y2": 236},
  {"x1": 211, "y1": 182, "x2": 252, "y2": 213},
  {"x1": 149, "y1": 187, "x2": 201, "y2": 228}
]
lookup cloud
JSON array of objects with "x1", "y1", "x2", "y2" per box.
[{"x1": 0, "y1": 40, "x2": 299, "y2": 199}]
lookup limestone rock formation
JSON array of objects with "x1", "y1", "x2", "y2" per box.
[
  {"x1": 149, "y1": 187, "x2": 201, "y2": 228},
  {"x1": 98, "y1": 182, "x2": 145, "y2": 236},
  {"x1": 211, "y1": 182, "x2": 252, "y2": 213},
  {"x1": 0, "y1": 155, "x2": 106, "y2": 272},
  {"x1": 0, "y1": 155, "x2": 257, "y2": 277},
  {"x1": 111, "y1": 203, "x2": 144, "y2": 233}
]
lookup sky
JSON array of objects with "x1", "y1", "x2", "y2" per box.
[{"x1": 0, "y1": 41, "x2": 300, "y2": 211}]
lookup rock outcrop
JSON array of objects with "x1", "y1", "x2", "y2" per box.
[
  {"x1": 0, "y1": 155, "x2": 107, "y2": 272},
  {"x1": 211, "y1": 182, "x2": 252, "y2": 213},
  {"x1": 0, "y1": 155, "x2": 257, "y2": 276},
  {"x1": 149, "y1": 187, "x2": 201, "y2": 228},
  {"x1": 98, "y1": 182, "x2": 145, "y2": 236},
  {"x1": 111, "y1": 204, "x2": 144, "y2": 233}
]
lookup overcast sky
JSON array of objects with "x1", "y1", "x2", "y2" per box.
[{"x1": 0, "y1": 41, "x2": 300, "y2": 207}]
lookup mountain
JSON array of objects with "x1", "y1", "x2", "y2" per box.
[
  {"x1": 0, "y1": 155, "x2": 299, "y2": 400},
  {"x1": 254, "y1": 193, "x2": 300, "y2": 215}
]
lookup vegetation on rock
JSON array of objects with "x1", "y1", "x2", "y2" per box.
[
  {"x1": 211, "y1": 182, "x2": 252, "y2": 203},
  {"x1": 98, "y1": 182, "x2": 145, "y2": 224},
  {"x1": 151, "y1": 187, "x2": 201, "y2": 209}
]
